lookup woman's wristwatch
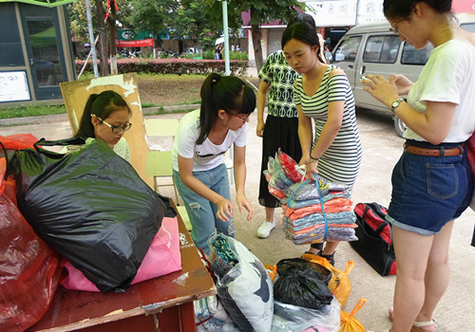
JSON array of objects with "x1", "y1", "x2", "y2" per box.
[{"x1": 390, "y1": 98, "x2": 405, "y2": 114}]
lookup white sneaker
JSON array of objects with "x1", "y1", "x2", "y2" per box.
[{"x1": 257, "y1": 221, "x2": 275, "y2": 238}]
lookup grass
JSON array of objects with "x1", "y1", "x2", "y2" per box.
[
  {"x1": 0, "y1": 73, "x2": 202, "y2": 120},
  {"x1": 0, "y1": 103, "x2": 196, "y2": 122},
  {"x1": 0, "y1": 105, "x2": 67, "y2": 119},
  {"x1": 0, "y1": 72, "x2": 255, "y2": 121}
]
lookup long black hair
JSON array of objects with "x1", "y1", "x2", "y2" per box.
[
  {"x1": 282, "y1": 21, "x2": 325, "y2": 64},
  {"x1": 76, "y1": 90, "x2": 131, "y2": 138},
  {"x1": 196, "y1": 73, "x2": 256, "y2": 144},
  {"x1": 383, "y1": 0, "x2": 452, "y2": 20},
  {"x1": 288, "y1": 12, "x2": 316, "y2": 28}
]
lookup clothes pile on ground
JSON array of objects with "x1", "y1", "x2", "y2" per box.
[
  {"x1": 195, "y1": 234, "x2": 343, "y2": 332},
  {"x1": 265, "y1": 149, "x2": 358, "y2": 245}
]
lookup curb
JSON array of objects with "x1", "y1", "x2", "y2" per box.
[{"x1": 0, "y1": 104, "x2": 198, "y2": 127}]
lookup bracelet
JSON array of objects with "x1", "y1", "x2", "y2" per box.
[{"x1": 309, "y1": 154, "x2": 319, "y2": 161}]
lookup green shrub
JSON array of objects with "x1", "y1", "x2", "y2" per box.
[
  {"x1": 76, "y1": 58, "x2": 249, "y2": 76},
  {"x1": 202, "y1": 49, "x2": 248, "y2": 60}
]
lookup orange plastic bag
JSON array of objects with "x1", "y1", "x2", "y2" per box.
[
  {"x1": 264, "y1": 264, "x2": 277, "y2": 280},
  {"x1": 301, "y1": 253, "x2": 354, "y2": 308},
  {"x1": 340, "y1": 298, "x2": 366, "y2": 332}
]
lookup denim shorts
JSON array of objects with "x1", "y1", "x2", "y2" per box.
[{"x1": 387, "y1": 148, "x2": 473, "y2": 235}]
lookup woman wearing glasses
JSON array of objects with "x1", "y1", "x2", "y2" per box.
[
  {"x1": 72, "y1": 90, "x2": 132, "y2": 162},
  {"x1": 172, "y1": 73, "x2": 256, "y2": 255}
]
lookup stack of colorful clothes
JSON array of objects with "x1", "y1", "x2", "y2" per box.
[{"x1": 265, "y1": 150, "x2": 358, "y2": 245}]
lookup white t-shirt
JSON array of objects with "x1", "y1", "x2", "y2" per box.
[
  {"x1": 172, "y1": 110, "x2": 248, "y2": 172},
  {"x1": 404, "y1": 39, "x2": 475, "y2": 142}
]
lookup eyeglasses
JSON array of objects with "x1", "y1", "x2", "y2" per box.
[
  {"x1": 230, "y1": 113, "x2": 251, "y2": 122},
  {"x1": 94, "y1": 115, "x2": 132, "y2": 133},
  {"x1": 389, "y1": 22, "x2": 399, "y2": 34}
]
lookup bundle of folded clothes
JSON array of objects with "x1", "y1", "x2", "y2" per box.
[{"x1": 265, "y1": 150, "x2": 357, "y2": 245}]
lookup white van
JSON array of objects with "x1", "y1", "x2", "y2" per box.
[{"x1": 331, "y1": 13, "x2": 475, "y2": 136}]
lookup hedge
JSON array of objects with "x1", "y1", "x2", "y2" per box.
[{"x1": 75, "y1": 58, "x2": 249, "y2": 76}]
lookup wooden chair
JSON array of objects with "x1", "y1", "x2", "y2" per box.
[{"x1": 144, "y1": 118, "x2": 192, "y2": 231}]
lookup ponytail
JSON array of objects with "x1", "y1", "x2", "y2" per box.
[
  {"x1": 196, "y1": 73, "x2": 256, "y2": 144},
  {"x1": 77, "y1": 93, "x2": 99, "y2": 137}
]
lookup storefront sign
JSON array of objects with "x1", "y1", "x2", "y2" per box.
[{"x1": 115, "y1": 38, "x2": 154, "y2": 47}]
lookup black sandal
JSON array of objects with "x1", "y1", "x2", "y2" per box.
[{"x1": 318, "y1": 252, "x2": 335, "y2": 266}]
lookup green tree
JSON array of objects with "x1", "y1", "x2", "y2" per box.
[
  {"x1": 205, "y1": 0, "x2": 303, "y2": 71},
  {"x1": 173, "y1": 0, "x2": 213, "y2": 50},
  {"x1": 68, "y1": 1, "x2": 92, "y2": 45},
  {"x1": 68, "y1": 0, "x2": 134, "y2": 76},
  {"x1": 126, "y1": 0, "x2": 179, "y2": 48}
]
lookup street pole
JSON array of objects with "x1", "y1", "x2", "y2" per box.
[
  {"x1": 222, "y1": 0, "x2": 233, "y2": 183},
  {"x1": 222, "y1": 0, "x2": 230, "y2": 76},
  {"x1": 85, "y1": 0, "x2": 99, "y2": 77},
  {"x1": 355, "y1": 0, "x2": 361, "y2": 26}
]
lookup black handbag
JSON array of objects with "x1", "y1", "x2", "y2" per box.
[
  {"x1": 350, "y1": 202, "x2": 397, "y2": 276},
  {"x1": 11, "y1": 137, "x2": 168, "y2": 292}
]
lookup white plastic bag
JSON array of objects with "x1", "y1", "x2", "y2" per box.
[
  {"x1": 271, "y1": 297, "x2": 341, "y2": 332},
  {"x1": 209, "y1": 234, "x2": 274, "y2": 332}
]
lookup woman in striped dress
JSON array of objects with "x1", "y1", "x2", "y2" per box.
[{"x1": 282, "y1": 21, "x2": 363, "y2": 264}]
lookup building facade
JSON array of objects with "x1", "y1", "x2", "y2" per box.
[{"x1": 0, "y1": 1, "x2": 76, "y2": 107}]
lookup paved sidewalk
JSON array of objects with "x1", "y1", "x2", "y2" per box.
[{"x1": 2, "y1": 102, "x2": 474, "y2": 331}]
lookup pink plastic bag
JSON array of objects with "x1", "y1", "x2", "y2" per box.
[{"x1": 60, "y1": 216, "x2": 182, "y2": 292}]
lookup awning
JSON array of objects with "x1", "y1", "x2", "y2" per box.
[{"x1": 0, "y1": 0, "x2": 79, "y2": 7}]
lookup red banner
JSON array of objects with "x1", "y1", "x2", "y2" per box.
[{"x1": 116, "y1": 38, "x2": 154, "y2": 47}]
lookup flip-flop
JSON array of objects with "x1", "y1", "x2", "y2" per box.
[{"x1": 388, "y1": 307, "x2": 436, "y2": 332}]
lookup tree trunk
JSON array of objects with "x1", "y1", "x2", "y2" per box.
[
  {"x1": 250, "y1": 8, "x2": 263, "y2": 73},
  {"x1": 108, "y1": 0, "x2": 118, "y2": 75},
  {"x1": 95, "y1": 0, "x2": 109, "y2": 76},
  {"x1": 250, "y1": 24, "x2": 263, "y2": 72}
]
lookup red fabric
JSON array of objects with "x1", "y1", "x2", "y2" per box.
[
  {"x1": 466, "y1": 132, "x2": 475, "y2": 179},
  {"x1": 354, "y1": 203, "x2": 392, "y2": 245},
  {"x1": 60, "y1": 216, "x2": 182, "y2": 292},
  {"x1": 0, "y1": 134, "x2": 37, "y2": 150},
  {"x1": 268, "y1": 186, "x2": 286, "y2": 199},
  {"x1": 0, "y1": 159, "x2": 62, "y2": 332},
  {"x1": 277, "y1": 151, "x2": 304, "y2": 183}
]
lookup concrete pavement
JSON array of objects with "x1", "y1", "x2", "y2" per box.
[{"x1": 1, "y1": 67, "x2": 474, "y2": 330}]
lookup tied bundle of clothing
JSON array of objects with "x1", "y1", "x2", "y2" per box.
[{"x1": 265, "y1": 150, "x2": 358, "y2": 245}]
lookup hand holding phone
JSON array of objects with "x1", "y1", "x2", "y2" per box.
[{"x1": 360, "y1": 75, "x2": 372, "y2": 83}]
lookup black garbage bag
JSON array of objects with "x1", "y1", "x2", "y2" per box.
[
  {"x1": 11, "y1": 138, "x2": 167, "y2": 292},
  {"x1": 276, "y1": 258, "x2": 332, "y2": 285},
  {"x1": 274, "y1": 258, "x2": 333, "y2": 309}
]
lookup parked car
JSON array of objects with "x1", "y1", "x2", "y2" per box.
[{"x1": 331, "y1": 13, "x2": 475, "y2": 137}]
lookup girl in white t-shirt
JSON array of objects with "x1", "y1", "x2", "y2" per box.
[
  {"x1": 172, "y1": 73, "x2": 256, "y2": 254},
  {"x1": 361, "y1": 1, "x2": 475, "y2": 331}
]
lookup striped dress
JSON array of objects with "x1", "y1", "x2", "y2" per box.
[{"x1": 293, "y1": 65, "x2": 362, "y2": 188}]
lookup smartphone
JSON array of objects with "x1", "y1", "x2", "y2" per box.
[{"x1": 360, "y1": 75, "x2": 372, "y2": 83}]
